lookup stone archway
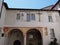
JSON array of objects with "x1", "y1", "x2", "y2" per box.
[
  {"x1": 26, "y1": 29, "x2": 42, "y2": 45},
  {"x1": 7, "y1": 29, "x2": 24, "y2": 45}
]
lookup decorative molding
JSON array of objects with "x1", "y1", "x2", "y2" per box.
[{"x1": 44, "y1": 27, "x2": 48, "y2": 36}]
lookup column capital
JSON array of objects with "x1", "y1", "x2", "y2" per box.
[{"x1": 23, "y1": 33, "x2": 26, "y2": 37}]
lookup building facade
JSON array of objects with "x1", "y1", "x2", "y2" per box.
[{"x1": 0, "y1": 1, "x2": 60, "y2": 45}]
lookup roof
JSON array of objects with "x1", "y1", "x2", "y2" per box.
[
  {"x1": 3, "y1": 2, "x2": 59, "y2": 11},
  {"x1": 3, "y1": 2, "x2": 8, "y2": 9},
  {"x1": 41, "y1": 0, "x2": 60, "y2": 10},
  {"x1": 51, "y1": 0, "x2": 60, "y2": 10},
  {"x1": 41, "y1": 5, "x2": 54, "y2": 10}
]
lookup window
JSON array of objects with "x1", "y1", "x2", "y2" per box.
[
  {"x1": 16, "y1": 13, "x2": 20, "y2": 20},
  {"x1": 50, "y1": 29, "x2": 55, "y2": 39},
  {"x1": 21, "y1": 13, "x2": 24, "y2": 16},
  {"x1": 27, "y1": 14, "x2": 30, "y2": 21},
  {"x1": 21, "y1": 13, "x2": 24, "y2": 20},
  {"x1": 48, "y1": 16, "x2": 53, "y2": 22},
  {"x1": 31, "y1": 14, "x2": 35, "y2": 20},
  {"x1": 27, "y1": 13, "x2": 35, "y2": 21},
  {"x1": 17, "y1": 13, "x2": 24, "y2": 20}
]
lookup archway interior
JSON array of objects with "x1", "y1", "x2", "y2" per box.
[
  {"x1": 14, "y1": 40, "x2": 21, "y2": 45},
  {"x1": 27, "y1": 29, "x2": 42, "y2": 45},
  {"x1": 8, "y1": 29, "x2": 24, "y2": 45}
]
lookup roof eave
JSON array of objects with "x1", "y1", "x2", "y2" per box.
[{"x1": 51, "y1": 0, "x2": 60, "y2": 10}]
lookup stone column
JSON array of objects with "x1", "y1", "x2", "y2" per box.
[{"x1": 24, "y1": 34, "x2": 26, "y2": 45}]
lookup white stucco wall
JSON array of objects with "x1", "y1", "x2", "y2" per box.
[
  {"x1": 0, "y1": 5, "x2": 6, "y2": 27},
  {"x1": 0, "y1": 5, "x2": 6, "y2": 45},
  {"x1": 5, "y1": 10, "x2": 58, "y2": 27}
]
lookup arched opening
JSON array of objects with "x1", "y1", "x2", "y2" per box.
[
  {"x1": 7, "y1": 29, "x2": 24, "y2": 45},
  {"x1": 26, "y1": 29, "x2": 42, "y2": 45},
  {"x1": 14, "y1": 40, "x2": 21, "y2": 45}
]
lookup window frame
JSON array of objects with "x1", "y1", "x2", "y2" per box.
[
  {"x1": 26, "y1": 13, "x2": 35, "y2": 21},
  {"x1": 48, "y1": 15, "x2": 53, "y2": 22},
  {"x1": 27, "y1": 13, "x2": 30, "y2": 21},
  {"x1": 50, "y1": 28, "x2": 55, "y2": 39},
  {"x1": 31, "y1": 14, "x2": 35, "y2": 20},
  {"x1": 16, "y1": 13, "x2": 20, "y2": 20}
]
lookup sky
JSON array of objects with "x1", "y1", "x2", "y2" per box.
[{"x1": 4, "y1": 0, "x2": 58, "y2": 9}]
